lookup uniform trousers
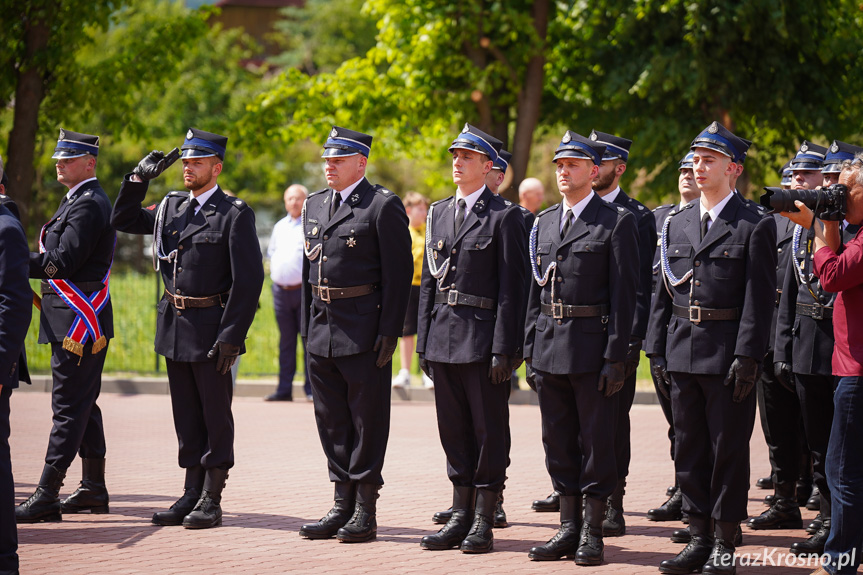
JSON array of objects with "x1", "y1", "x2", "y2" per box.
[
  {"x1": 756, "y1": 351, "x2": 807, "y2": 486},
  {"x1": 671, "y1": 372, "x2": 756, "y2": 522},
  {"x1": 796, "y1": 373, "x2": 836, "y2": 513},
  {"x1": 824, "y1": 376, "x2": 863, "y2": 574},
  {"x1": 534, "y1": 368, "x2": 617, "y2": 499},
  {"x1": 46, "y1": 342, "x2": 108, "y2": 469},
  {"x1": 613, "y1": 370, "x2": 637, "y2": 479},
  {"x1": 272, "y1": 285, "x2": 310, "y2": 398},
  {"x1": 308, "y1": 350, "x2": 391, "y2": 485},
  {"x1": 428, "y1": 361, "x2": 508, "y2": 492},
  {"x1": 651, "y1": 369, "x2": 676, "y2": 461},
  {"x1": 165, "y1": 359, "x2": 234, "y2": 470},
  {"x1": 0, "y1": 386, "x2": 17, "y2": 573}
]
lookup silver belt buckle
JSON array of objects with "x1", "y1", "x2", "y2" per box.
[
  {"x1": 689, "y1": 305, "x2": 702, "y2": 324},
  {"x1": 174, "y1": 294, "x2": 185, "y2": 310},
  {"x1": 811, "y1": 305, "x2": 824, "y2": 320},
  {"x1": 318, "y1": 285, "x2": 331, "y2": 303},
  {"x1": 552, "y1": 302, "x2": 564, "y2": 319},
  {"x1": 447, "y1": 289, "x2": 459, "y2": 306}
]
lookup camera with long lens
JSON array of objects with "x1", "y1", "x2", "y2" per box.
[{"x1": 760, "y1": 184, "x2": 847, "y2": 221}]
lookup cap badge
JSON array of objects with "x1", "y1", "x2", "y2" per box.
[
  {"x1": 186, "y1": 129, "x2": 194, "y2": 139},
  {"x1": 330, "y1": 128, "x2": 338, "y2": 138},
  {"x1": 831, "y1": 143, "x2": 839, "y2": 153},
  {"x1": 346, "y1": 236, "x2": 357, "y2": 248},
  {"x1": 562, "y1": 132, "x2": 572, "y2": 143},
  {"x1": 59, "y1": 129, "x2": 66, "y2": 140},
  {"x1": 708, "y1": 122, "x2": 719, "y2": 134},
  {"x1": 801, "y1": 143, "x2": 808, "y2": 152},
  {"x1": 462, "y1": 124, "x2": 470, "y2": 134},
  {"x1": 590, "y1": 133, "x2": 597, "y2": 141}
]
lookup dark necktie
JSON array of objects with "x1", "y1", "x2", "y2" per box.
[
  {"x1": 330, "y1": 192, "x2": 342, "y2": 219},
  {"x1": 185, "y1": 197, "x2": 199, "y2": 227},
  {"x1": 561, "y1": 210, "x2": 573, "y2": 240},
  {"x1": 700, "y1": 212, "x2": 711, "y2": 241},
  {"x1": 454, "y1": 198, "x2": 466, "y2": 235}
]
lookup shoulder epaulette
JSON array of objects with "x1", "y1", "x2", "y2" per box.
[
  {"x1": 431, "y1": 196, "x2": 452, "y2": 207},
  {"x1": 653, "y1": 203, "x2": 675, "y2": 211},
  {"x1": 167, "y1": 190, "x2": 186, "y2": 198},
  {"x1": 372, "y1": 184, "x2": 393, "y2": 196},
  {"x1": 537, "y1": 204, "x2": 558, "y2": 218},
  {"x1": 227, "y1": 197, "x2": 247, "y2": 210},
  {"x1": 308, "y1": 188, "x2": 329, "y2": 198}
]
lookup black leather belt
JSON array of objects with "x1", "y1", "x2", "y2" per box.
[
  {"x1": 673, "y1": 304, "x2": 740, "y2": 323},
  {"x1": 540, "y1": 302, "x2": 608, "y2": 319},
  {"x1": 41, "y1": 281, "x2": 105, "y2": 294},
  {"x1": 165, "y1": 290, "x2": 229, "y2": 309},
  {"x1": 434, "y1": 290, "x2": 495, "y2": 310},
  {"x1": 312, "y1": 283, "x2": 376, "y2": 303},
  {"x1": 796, "y1": 302, "x2": 833, "y2": 320},
  {"x1": 276, "y1": 284, "x2": 302, "y2": 291},
  {"x1": 775, "y1": 289, "x2": 782, "y2": 307}
]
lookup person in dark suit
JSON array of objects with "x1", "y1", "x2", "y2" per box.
[
  {"x1": 586, "y1": 129, "x2": 656, "y2": 538},
  {"x1": 646, "y1": 151, "x2": 700, "y2": 523},
  {"x1": 298, "y1": 127, "x2": 412, "y2": 544},
  {"x1": 751, "y1": 141, "x2": 827, "y2": 533},
  {"x1": 647, "y1": 122, "x2": 776, "y2": 575},
  {"x1": 111, "y1": 128, "x2": 264, "y2": 529},
  {"x1": 17, "y1": 130, "x2": 115, "y2": 524},
  {"x1": 771, "y1": 140, "x2": 863, "y2": 556},
  {"x1": 416, "y1": 124, "x2": 525, "y2": 554},
  {"x1": 0, "y1": 153, "x2": 34, "y2": 575},
  {"x1": 522, "y1": 130, "x2": 637, "y2": 566}
]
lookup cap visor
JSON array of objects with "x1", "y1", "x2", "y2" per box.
[
  {"x1": 180, "y1": 149, "x2": 217, "y2": 159},
  {"x1": 321, "y1": 148, "x2": 360, "y2": 158}
]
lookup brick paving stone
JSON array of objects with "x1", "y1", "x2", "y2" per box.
[{"x1": 8, "y1": 391, "x2": 822, "y2": 574}]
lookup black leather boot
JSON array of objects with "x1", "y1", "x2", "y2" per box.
[
  {"x1": 494, "y1": 489, "x2": 507, "y2": 528},
  {"x1": 671, "y1": 525, "x2": 742, "y2": 547},
  {"x1": 792, "y1": 495, "x2": 830, "y2": 555},
  {"x1": 421, "y1": 486, "x2": 475, "y2": 550},
  {"x1": 299, "y1": 481, "x2": 355, "y2": 539},
  {"x1": 337, "y1": 483, "x2": 378, "y2": 543},
  {"x1": 460, "y1": 488, "x2": 496, "y2": 553},
  {"x1": 648, "y1": 485, "x2": 683, "y2": 521},
  {"x1": 61, "y1": 458, "x2": 109, "y2": 514},
  {"x1": 602, "y1": 479, "x2": 625, "y2": 537},
  {"x1": 432, "y1": 506, "x2": 453, "y2": 524},
  {"x1": 528, "y1": 494, "x2": 581, "y2": 561},
  {"x1": 806, "y1": 485, "x2": 821, "y2": 511},
  {"x1": 807, "y1": 513, "x2": 823, "y2": 535},
  {"x1": 796, "y1": 477, "x2": 813, "y2": 508},
  {"x1": 756, "y1": 476, "x2": 774, "y2": 490},
  {"x1": 575, "y1": 496, "x2": 605, "y2": 566},
  {"x1": 747, "y1": 482, "x2": 802, "y2": 529},
  {"x1": 532, "y1": 490, "x2": 560, "y2": 512},
  {"x1": 666, "y1": 483, "x2": 678, "y2": 497},
  {"x1": 182, "y1": 467, "x2": 228, "y2": 529},
  {"x1": 15, "y1": 463, "x2": 65, "y2": 523},
  {"x1": 660, "y1": 515, "x2": 714, "y2": 574},
  {"x1": 702, "y1": 520, "x2": 739, "y2": 574},
  {"x1": 152, "y1": 466, "x2": 205, "y2": 526}
]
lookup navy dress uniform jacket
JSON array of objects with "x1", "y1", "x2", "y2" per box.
[
  {"x1": 524, "y1": 195, "x2": 638, "y2": 374},
  {"x1": 111, "y1": 179, "x2": 264, "y2": 361},
  {"x1": 769, "y1": 215, "x2": 796, "y2": 351},
  {"x1": 300, "y1": 178, "x2": 413, "y2": 357},
  {"x1": 651, "y1": 204, "x2": 677, "y2": 295},
  {"x1": 0, "y1": 205, "x2": 33, "y2": 388},
  {"x1": 645, "y1": 194, "x2": 777, "y2": 372},
  {"x1": 29, "y1": 180, "x2": 115, "y2": 344},
  {"x1": 417, "y1": 187, "x2": 527, "y2": 364},
  {"x1": 612, "y1": 190, "x2": 656, "y2": 340}
]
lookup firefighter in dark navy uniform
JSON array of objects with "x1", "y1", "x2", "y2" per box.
[
  {"x1": 17, "y1": 130, "x2": 116, "y2": 524},
  {"x1": 523, "y1": 130, "x2": 637, "y2": 566},
  {"x1": 298, "y1": 127, "x2": 412, "y2": 544},
  {"x1": 0, "y1": 152, "x2": 34, "y2": 575},
  {"x1": 417, "y1": 124, "x2": 526, "y2": 554},
  {"x1": 112, "y1": 128, "x2": 264, "y2": 529},
  {"x1": 647, "y1": 122, "x2": 776, "y2": 575}
]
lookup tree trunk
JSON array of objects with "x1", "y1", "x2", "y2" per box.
[
  {"x1": 6, "y1": 11, "x2": 51, "y2": 233},
  {"x1": 508, "y1": 0, "x2": 549, "y2": 201}
]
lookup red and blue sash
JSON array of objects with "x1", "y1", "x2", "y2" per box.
[{"x1": 39, "y1": 221, "x2": 114, "y2": 356}]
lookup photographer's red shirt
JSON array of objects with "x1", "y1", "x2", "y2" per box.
[{"x1": 815, "y1": 227, "x2": 863, "y2": 376}]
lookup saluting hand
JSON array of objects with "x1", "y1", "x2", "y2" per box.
[
  {"x1": 132, "y1": 148, "x2": 180, "y2": 181},
  {"x1": 724, "y1": 356, "x2": 760, "y2": 403}
]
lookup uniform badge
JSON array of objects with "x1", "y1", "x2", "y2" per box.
[
  {"x1": 187, "y1": 129, "x2": 194, "y2": 139},
  {"x1": 536, "y1": 255, "x2": 541, "y2": 266},
  {"x1": 562, "y1": 132, "x2": 572, "y2": 143},
  {"x1": 437, "y1": 240, "x2": 444, "y2": 249},
  {"x1": 462, "y1": 123, "x2": 470, "y2": 133},
  {"x1": 831, "y1": 143, "x2": 839, "y2": 153},
  {"x1": 330, "y1": 128, "x2": 338, "y2": 138},
  {"x1": 59, "y1": 129, "x2": 66, "y2": 140},
  {"x1": 708, "y1": 122, "x2": 719, "y2": 134},
  {"x1": 476, "y1": 199, "x2": 484, "y2": 210},
  {"x1": 346, "y1": 237, "x2": 357, "y2": 247},
  {"x1": 45, "y1": 262, "x2": 58, "y2": 278},
  {"x1": 312, "y1": 226, "x2": 318, "y2": 235},
  {"x1": 350, "y1": 194, "x2": 359, "y2": 203},
  {"x1": 801, "y1": 143, "x2": 808, "y2": 153},
  {"x1": 305, "y1": 240, "x2": 310, "y2": 251},
  {"x1": 433, "y1": 252, "x2": 438, "y2": 260},
  {"x1": 234, "y1": 200, "x2": 242, "y2": 206},
  {"x1": 590, "y1": 132, "x2": 597, "y2": 141}
]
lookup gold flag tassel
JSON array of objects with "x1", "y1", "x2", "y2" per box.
[
  {"x1": 91, "y1": 335, "x2": 107, "y2": 355},
  {"x1": 62, "y1": 337, "x2": 85, "y2": 360}
]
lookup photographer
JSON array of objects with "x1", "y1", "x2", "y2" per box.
[{"x1": 781, "y1": 155, "x2": 863, "y2": 575}]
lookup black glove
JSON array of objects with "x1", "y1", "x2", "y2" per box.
[
  {"x1": 650, "y1": 355, "x2": 672, "y2": 401},
  {"x1": 373, "y1": 335, "x2": 398, "y2": 368},
  {"x1": 597, "y1": 360, "x2": 626, "y2": 397},
  {"x1": 624, "y1": 338, "x2": 643, "y2": 379},
  {"x1": 207, "y1": 341, "x2": 241, "y2": 375},
  {"x1": 132, "y1": 148, "x2": 180, "y2": 181},
  {"x1": 488, "y1": 354, "x2": 511, "y2": 385},
  {"x1": 525, "y1": 362, "x2": 537, "y2": 392},
  {"x1": 724, "y1": 356, "x2": 760, "y2": 403},
  {"x1": 774, "y1": 361, "x2": 795, "y2": 393},
  {"x1": 418, "y1": 353, "x2": 431, "y2": 379}
]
